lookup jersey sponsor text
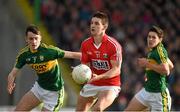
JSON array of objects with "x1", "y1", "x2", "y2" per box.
[{"x1": 92, "y1": 59, "x2": 110, "y2": 70}]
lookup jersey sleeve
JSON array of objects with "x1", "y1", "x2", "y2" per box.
[
  {"x1": 49, "y1": 45, "x2": 65, "y2": 58},
  {"x1": 156, "y1": 44, "x2": 168, "y2": 64},
  {"x1": 14, "y1": 53, "x2": 26, "y2": 69},
  {"x1": 80, "y1": 42, "x2": 90, "y2": 64},
  {"x1": 110, "y1": 43, "x2": 122, "y2": 64}
]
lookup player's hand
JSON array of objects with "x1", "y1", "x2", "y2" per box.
[
  {"x1": 7, "y1": 74, "x2": 16, "y2": 94},
  {"x1": 137, "y1": 58, "x2": 148, "y2": 68},
  {"x1": 88, "y1": 73, "x2": 99, "y2": 82}
]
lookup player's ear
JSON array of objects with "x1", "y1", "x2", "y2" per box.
[
  {"x1": 39, "y1": 35, "x2": 42, "y2": 41},
  {"x1": 103, "y1": 24, "x2": 108, "y2": 30},
  {"x1": 25, "y1": 36, "x2": 28, "y2": 43}
]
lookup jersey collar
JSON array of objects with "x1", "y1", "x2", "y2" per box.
[
  {"x1": 29, "y1": 43, "x2": 42, "y2": 53},
  {"x1": 90, "y1": 34, "x2": 108, "y2": 44},
  {"x1": 148, "y1": 42, "x2": 163, "y2": 51},
  {"x1": 29, "y1": 48, "x2": 38, "y2": 53}
]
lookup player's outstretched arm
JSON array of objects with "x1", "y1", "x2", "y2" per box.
[
  {"x1": 7, "y1": 67, "x2": 19, "y2": 94},
  {"x1": 64, "y1": 51, "x2": 81, "y2": 59}
]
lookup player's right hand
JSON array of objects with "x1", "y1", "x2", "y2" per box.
[
  {"x1": 88, "y1": 73, "x2": 99, "y2": 83},
  {"x1": 7, "y1": 74, "x2": 16, "y2": 94}
]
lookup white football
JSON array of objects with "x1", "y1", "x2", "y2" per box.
[{"x1": 72, "y1": 64, "x2": 92, "y2": 84}]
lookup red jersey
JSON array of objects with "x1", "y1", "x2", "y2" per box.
[{"x1": 81, "y1": 34, "x2": 122, "y2": 86}]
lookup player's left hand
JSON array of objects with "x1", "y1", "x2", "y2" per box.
[{"x1": 137, "y1": 58, "x2": 148, "y2": 67}]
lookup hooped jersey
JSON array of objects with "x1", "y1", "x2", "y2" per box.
[
  {"x1": 81, "y1": 34, "x2": 122, "y2": 86},
  {"x1": 15, "y1": 43, "x2": 65, "y2": 91},
  {"x1": 145, "y1": 43, "x2": 169, "y2": 92}
]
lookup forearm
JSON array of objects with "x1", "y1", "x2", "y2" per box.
[
  {"x1": 72, "y1": 52, "x2": 82, "y2": 59},
  {"x1": 7, "y1": 67, "x2": 19, "y2": 94},
  {"x1": 167, "y1": 58, "x2": 174, "y2": 70},
  {"x1": 64, "y1": 51, "x2": 81, "y2": 59},
  {"x1": 8, "y1": 68, "x2": 19, "y2": 78},
  {"x1": 146, "y1": 62, "x2": 170, "y2": 75},
  {"x1": 98, "y1": 67, "x2": 120, "y2": 79}
]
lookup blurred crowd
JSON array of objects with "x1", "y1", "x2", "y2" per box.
[{"x1": 29, "y1": 0, "x2": 180, "y2": 110}]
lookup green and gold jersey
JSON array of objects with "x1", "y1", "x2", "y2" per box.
[
  {"x1": 145, "y1": 43, "x2": 168, "y2": 92},
  {"x1": 15, "y1": 43, "x2": 65, "y2": 91}
]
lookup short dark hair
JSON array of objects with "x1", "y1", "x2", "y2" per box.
[
  {"x1": 149, "y1": 25, "x2": 164, "y2": 38},
  {"x1": 92, "y1": 11, "x2": 109, "y2": 26},
  {"x1": 25, "y1": 24, "x2": 40, "y2": 36}
]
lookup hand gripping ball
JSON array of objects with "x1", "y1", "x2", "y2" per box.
[{"x1": 72, "y1": 64, "x2": 92, "y2": 84}]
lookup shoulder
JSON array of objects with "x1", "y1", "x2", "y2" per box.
[
  {"x1": 81, "y1": 37, "x2": 92, "y2": 46},
  {"x1": 154, "y1": 43, "x2": 168, "y2": 63},
  {"x1": 17, "y1": 46, "x2": 29, "y2": 57},
  {"x1": 41, "y1": 43, "x2": 62, "y2": 51},
  {"x1": 107, "y1": 36, "x2": 122, "y2": 50},
  {"x1": 156, "y1": 43, "x2": 167, "y2": 55},
  {"x1": 41, "y1": 43, "x2": 49, "y2": 48},
  {"x1": 41, "y1": 43, "x2": 54, "y2": 49}
]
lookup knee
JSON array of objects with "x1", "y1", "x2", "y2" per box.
[
  {"x1": 92, "y1": 105, "x2": 103, "y2": 112},
  {"x1": 123, "y1": 107, "x2": 128, "y2": 112},
  {"x1": 76, "y1": 106, "x2": 84, "y2": 112},
  {"x1": 76, "y1": 105, "x2": 88, "y2": 112}
]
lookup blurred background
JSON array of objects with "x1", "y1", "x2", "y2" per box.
[{"x1": 0, "y1": 0, "x2": 179, "y2": 111}]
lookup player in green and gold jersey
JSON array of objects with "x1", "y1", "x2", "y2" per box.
[
  {"x1": 125, "y1": 26, "x2": 174, "y2": 112},
  {"x1": 7, "y1": 24, "x2": 81, "y2": 111}
]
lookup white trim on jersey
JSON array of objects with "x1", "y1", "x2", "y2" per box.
[{"x1": 107, "y1": 36, "x2": 122, "y2": 65}]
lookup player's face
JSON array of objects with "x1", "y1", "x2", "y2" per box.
[
  {"x1": 90, "y1": 17, "x2": 105, "y2": 36},
  {"x1": 26, "y1": 32, "x2": 41, "y2": 50},
  {"x1": 147, "y1": 31, "x2": 162, "y2": 48}
]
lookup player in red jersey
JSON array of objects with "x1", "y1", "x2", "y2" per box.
[{"x1": 76, "y1": 11, "x2": 123, "y2": 111}]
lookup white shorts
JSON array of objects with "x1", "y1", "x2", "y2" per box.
[
  {"x1": 135, "y1": 88, "x2": 171, "y2": 111},
  {"x1": 31, "y1": 82, "x2": 64, "y2": 111},
  {"x1": 80, "y1": 84, "x2": 121, "y2": 98}
]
